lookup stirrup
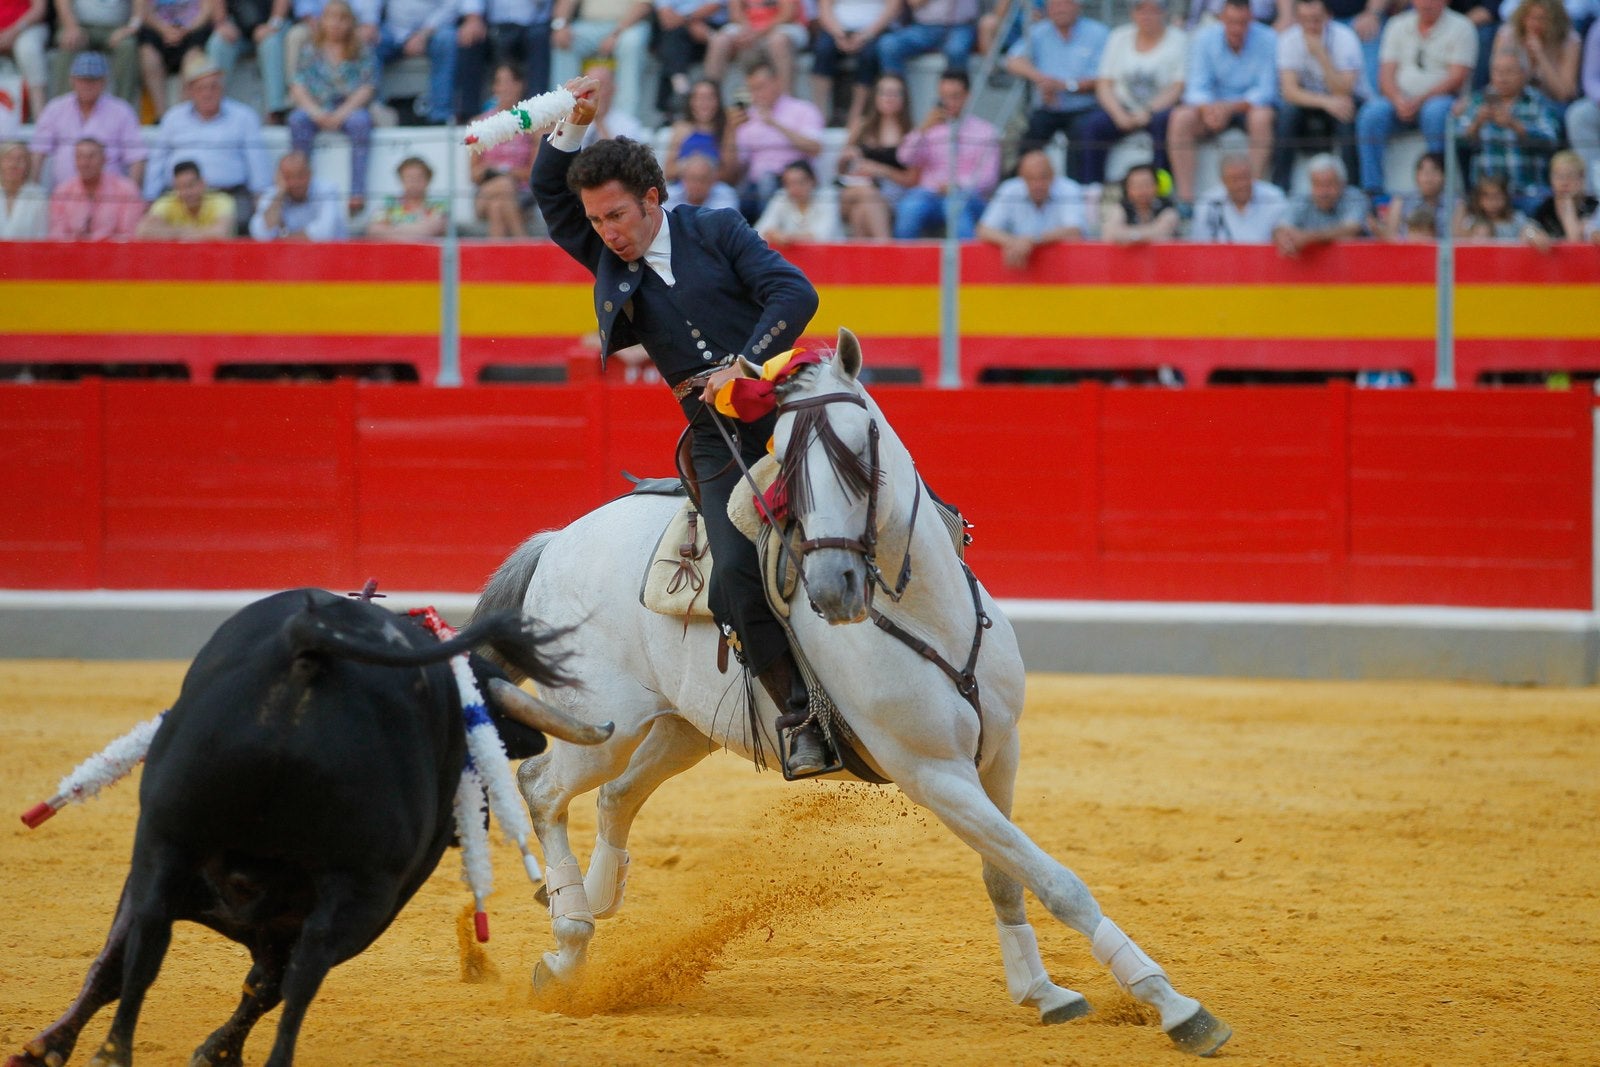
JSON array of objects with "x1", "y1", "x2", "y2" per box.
[{"x1": 780, "y1": 719, "x2": 844, "y2": 781}]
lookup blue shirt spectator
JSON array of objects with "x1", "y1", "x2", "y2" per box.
[
  {"x1": 1005, "y1": 0, "x2": 1109, "y2": 181},
  {"x1": 249, "y1": 152, "x2": 348, "y2": 239},
  {"x1": 143, "y1": 66, "x2": 274, "y2": 202},
  {"x1": 1184, "y1": 14, "x2": 1279, "y2": 106}
]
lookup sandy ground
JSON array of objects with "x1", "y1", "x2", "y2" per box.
[{"x1": 1, "y1": 661, "x2": 1596, "y2": 1066}]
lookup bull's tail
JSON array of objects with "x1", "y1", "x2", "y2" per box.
[
  {"x1": 283, "y1": 598, "x2": 572, "y2": 689},
  {"x1": 470, "y1": 530, "x2": 561, "y2": 684}
]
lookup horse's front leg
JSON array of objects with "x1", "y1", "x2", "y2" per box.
[
  {"x1": 518, "y1": 709, "x2": 652, "y2": 989},
  {"x1": 977, "y1": 731, "x2": 1092, "y2": 1025},
  {"x1": 587, "y1": 714, "x2": 709, "y2": 919},
  {"x1": 898, "y1": 758, "x2": 1232, "y2": 1057}
]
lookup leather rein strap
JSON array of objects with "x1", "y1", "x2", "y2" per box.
[{"x1": 759, "y1": 391, "x2": 989, "y2": 765}]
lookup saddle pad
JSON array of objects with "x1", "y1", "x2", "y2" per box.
[{"x1": 640, "y1": 503, "x2": 715, "y2": 619}]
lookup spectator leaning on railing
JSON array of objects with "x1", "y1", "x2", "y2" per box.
[
  {"x1": 1101, "y1": 160, "x2": 1181, "y2": 242},
  {"x1": 1271, "y1": 150, "x2": 1369, "y2": 255},
  {"x1": 48, "y1": 135, "x2": 143, "y2": 239},
  {"x1": 1190, "y1": 147, "x2": 1288, "y2": 239},
  {"x1": 366, "y1": 155, "x2": 447, "y2": 238},
  {"x1": 975, "y1": 146, "x2": 1085, "y2": 268},
  {"x1": 754, "y1": 158, "x2": 843, "y2": 243},
  {"x1": 250, "y1": 148, "x2": 348, "y2": 238},
  {"x1": 136, "y1": 157, "x2": 237, "y2": 236},
  {"x1": 1523, "y1": 146, "x2": 1598, "y2": 245}
]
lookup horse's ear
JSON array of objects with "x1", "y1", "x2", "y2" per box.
[{"x1": 835, "y1": 328, "x2": 862, "y2": 382}]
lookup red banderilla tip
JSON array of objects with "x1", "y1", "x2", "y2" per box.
[
  {"x1": 474, "y1": 910, "x2": 490, "y2": 943},
  {"x1": 464, "y1": 133, "x2": 478, "y2": 145},
  {"x1": 21, "y1": 801, "x2": 58, "y2": 829}
]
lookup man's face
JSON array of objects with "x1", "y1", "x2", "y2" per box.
[
  {"x1": 679, "y1": 159, "x2": 714, "y2": 204},
  {"x1": 1047, "y1": 0, "x2": 1080, "y2": 29},
  {"x1": 1309, "y1": 168, "x2": 1343, "y2": 211},
  {"x1": 1296, "y1": 1, "x2": 1327, "y2": 39},
  {"x1": 1018, "y1": 154, "x2": 1054, "y2": 205},
  {"x1": 72, "y1": 75, "x2": 105, "y2": 109},
  {"x1": 1488, "y1": 54, "x2": 1527, "y2": 99},
  {"x1": 936, "y1": 77, "x2": 968, "y2": 116},
  {"x1": 75, "y1": 142, "x2": 105, "y2": 184},
  {"x1": 174, "y1": 169, "x2": 205, "y2": 212},
  {"x1": 746, "y1": 68, "x2": 779, "y2": 109},
  {"x1": 189, "y1": 73, "x2": 225, "y2": 118},
  {"x1": 279, "y1": 158, "x2": 311, "y2": 201},
  {"x1": 1221, "y1": 160, "x2": 1253, "y2": 205},
  {"x1": 1221, "y1": 4, "x2": 1251, "y2": 48},
  {"x1": 1412, "y1": 0, "x2": 1444, "y2": 22},
  {"x1": 580, "y1": 180, "x2": 662, "y2": 262}
]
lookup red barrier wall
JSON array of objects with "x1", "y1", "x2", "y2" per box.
[{"x1": 2, "y1": 382, "x2": 1589, "y2": 608}]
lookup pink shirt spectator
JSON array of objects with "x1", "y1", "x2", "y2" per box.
[
  {"x1": 734, "y1": 95, "x2": 825, "y2": 182},
  {"x1": 897, "y1": 115, "x2": 1001, "y2": 196},
  {"x1": 48, "y1": 173, "x2": 143, "y2": 239},
  {"x1": 29, "y1": 94, "x2": 148, "y2": 190}
]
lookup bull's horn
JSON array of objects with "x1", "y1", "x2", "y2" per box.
[{"x1": 487, "y1": 679, "x2": 613, "y2": 746}]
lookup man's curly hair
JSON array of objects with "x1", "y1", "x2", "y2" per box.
[{"x1": 567, "y1": 137, "x2": 669, "y2": 204}]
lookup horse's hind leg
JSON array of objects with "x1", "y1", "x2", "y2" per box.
[
  {"x1": 978, "y1": 732, "x2": 1091, "y2": 1025},
  {"x1": 586, "y1": 714, "x2": 709, "y2": 919},
  {"x1": 900, "y1": 758, "x2": 1231, "y2": 1057}
]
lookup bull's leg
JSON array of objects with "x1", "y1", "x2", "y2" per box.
[
  {"x1": 977, "y1": 731, "x2": 1091, "y2": 1025},
  {"x1": 88, "y1": 850, "x2": 186, "y2": 1067},
  {"x1": 261, "y1": 878, "x2": 397, "y2": 1067},
  {"x1": 6, "y1": 879, "x2": 134, "y2": 1067},
  {"x1": 895, "y1": 757, "x2": 1231, "y2": 1057},
  {"x1": 189, "y1": 949, "x2": 288, "y2": 1067},
  {"x1": 517, "y1": 700, "x2": 658, "y2": 988},
  {"x1": 585, "y1": 715, "x2": 709, "y2": 919}
]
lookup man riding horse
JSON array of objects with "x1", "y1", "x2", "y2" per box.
[{"x1": 532, "y1": 75, "x2": 829, "y2": 777}]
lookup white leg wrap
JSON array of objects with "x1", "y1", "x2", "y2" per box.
[
  {"x1": 995, "y1": 922, "x2": 1053, "y2": 1006},
  {"x1": 1091, "y1": 917, "x2": 1167, "y2": 992},
  {"x1": 583, "y1": 836, "x2": 630, "y2": 920},
  {"x1": 545, "y1": 857, "x2": 595, "y2": 925}
]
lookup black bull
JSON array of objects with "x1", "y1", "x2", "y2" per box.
[{"x1": 8, "y1": 588, "x2": 608, "y2": 1067}]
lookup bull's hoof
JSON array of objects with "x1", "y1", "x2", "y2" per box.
[
  {"x1": 7, "y1": 1043, "x2": 61, "y2": 1067},
  {"x1": 1039, "y1": 990, "x2": 1092, "y2": 1026},
  {"x1": 1166, "y1": 1005, "x2": 1232, "y2": 1057}
]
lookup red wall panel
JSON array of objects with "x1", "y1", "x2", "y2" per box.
[{"x1": 0, "y1": 382, "x2": 1590, "y2": 609}]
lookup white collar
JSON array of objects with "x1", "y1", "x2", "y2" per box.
[{"x1": 641, "y1": 209, "x2": 674, "y2": 286}]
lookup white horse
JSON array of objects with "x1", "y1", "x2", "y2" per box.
[{"x1": 474, "y1": 329, "x2": 1231, "y2": 1057}]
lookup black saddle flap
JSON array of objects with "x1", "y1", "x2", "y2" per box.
[{"x1": 623, "y1": 472, "x2": 690, "y2": 496}]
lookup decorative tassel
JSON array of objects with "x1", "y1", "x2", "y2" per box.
[
  {"x1": 464, "y1": 88, "x2": 577, "y2": 151},
  {"x1": 20, "y1": 712, "x2": 166, "y2": 828}
]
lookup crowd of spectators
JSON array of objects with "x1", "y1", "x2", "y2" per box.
[{"x1": 3, "y1": 0, "x2": 1599, "y2": 247}]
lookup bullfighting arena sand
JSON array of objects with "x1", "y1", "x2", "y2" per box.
[{"x1": 2, "y1": 661, "x2": 1596, "y2": 1066}]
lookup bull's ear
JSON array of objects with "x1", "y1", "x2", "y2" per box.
[{"x1": 835, "y1": 327, "x2": 862, "y2": 382}]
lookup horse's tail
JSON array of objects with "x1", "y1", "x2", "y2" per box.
[{"x1": 472, "y1": 529, "x2": 561, "y2": 684}]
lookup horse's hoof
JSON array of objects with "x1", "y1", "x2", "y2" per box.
[
  {"x1": 1166, "y1": 1005, "x2": 1232, "y2": 1057},
  {"x1": 532, "y1": 956, "x2": 557, "y2": 992},
  {"x1": 1038, "y1": 990, "x2": 1092, "y2": 1026}
]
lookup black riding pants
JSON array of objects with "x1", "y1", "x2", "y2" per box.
[{"x1": 686, "y1": 402, "x2": 786, "y2": 676}]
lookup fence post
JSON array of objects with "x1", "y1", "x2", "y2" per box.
[
  {"x1": 438, "y1": 122, "x2": 464, "y2": 387},
  {"x1": 1434, "y1": 114, "x2": 1457, "y2": 389}
]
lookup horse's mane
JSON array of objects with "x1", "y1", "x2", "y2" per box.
[{"x1": 774, "y1": 359, "x2": 878, "y2": 518}]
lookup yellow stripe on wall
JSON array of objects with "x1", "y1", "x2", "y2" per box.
[
  {"x1": 1456, "y1": 286, "x2": 1600, "y2": 339},
  {"x1": 962, "y1": 284, "x2": 1437, "y2": 339},
  {"x1": 459, "y1": 283, "x2": 597, "y2": 337},
  {"x1": 3, "y1": 281, "x2": 439, "y2": 335}
]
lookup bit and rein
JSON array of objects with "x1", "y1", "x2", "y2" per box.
[{"x1": 710, "y1": 387, "x2": 990, "y2": 757}]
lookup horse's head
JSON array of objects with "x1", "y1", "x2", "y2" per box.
[{"x1": 773, "y1": 328, "x2": 876, "y2": 625}]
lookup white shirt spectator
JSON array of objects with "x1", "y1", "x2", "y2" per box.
[
  {"x1": 755, "y1": 190, "x2": 843, "y2": 240},
  {"x1": 1097, "y1": 21, "x2": 1188, "y2": 113},
  {"x1": 979, "y1": 174, "x2": 1087, "y2": 237},
  {"x1": 0, "y1": 182, "x2": 47, "y2": 238},
  {"x1": 1191, "y1": 179, "x2": 1288, "y2": 241},
  {"x1": 1278, "y1": 18, "x2": 1367, "y2": 98},
  {"x1": 1379, "y1": 9, "x2": 1478, "y2": 100}
]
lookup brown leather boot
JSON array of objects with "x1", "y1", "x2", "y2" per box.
[{"x1": 756, "y1": 652, "x2": 831, "y2": 778}]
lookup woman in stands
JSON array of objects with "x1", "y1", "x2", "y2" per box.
[
  {"x1": 136, "y1": 0, "x2": 223, "y2": 117},
  {"x1": 471, "y1": 63, "x2": 538, "y2": 238},
  {"x1": 1456, "y1": 173, "x2": 1533, "y2": 238},
  {"x1": 834, "y1": 72, "x2": 916, "y2": 238},
  {"x1": 287, "y1": 0, "x2": 376, "y2": 216},
  {"x1": 366, "y1": 155, "x2": 447, "y2": 239},
  {"x1": 1494, "y1": 0, "x2": 1582, "y2": 103},
  {"x1": 662, "y1": 79, "x2": 737, "y2": 184},
  {"x1": 1101, "y1": 162, "x2": 1180, "y2": 243}
]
